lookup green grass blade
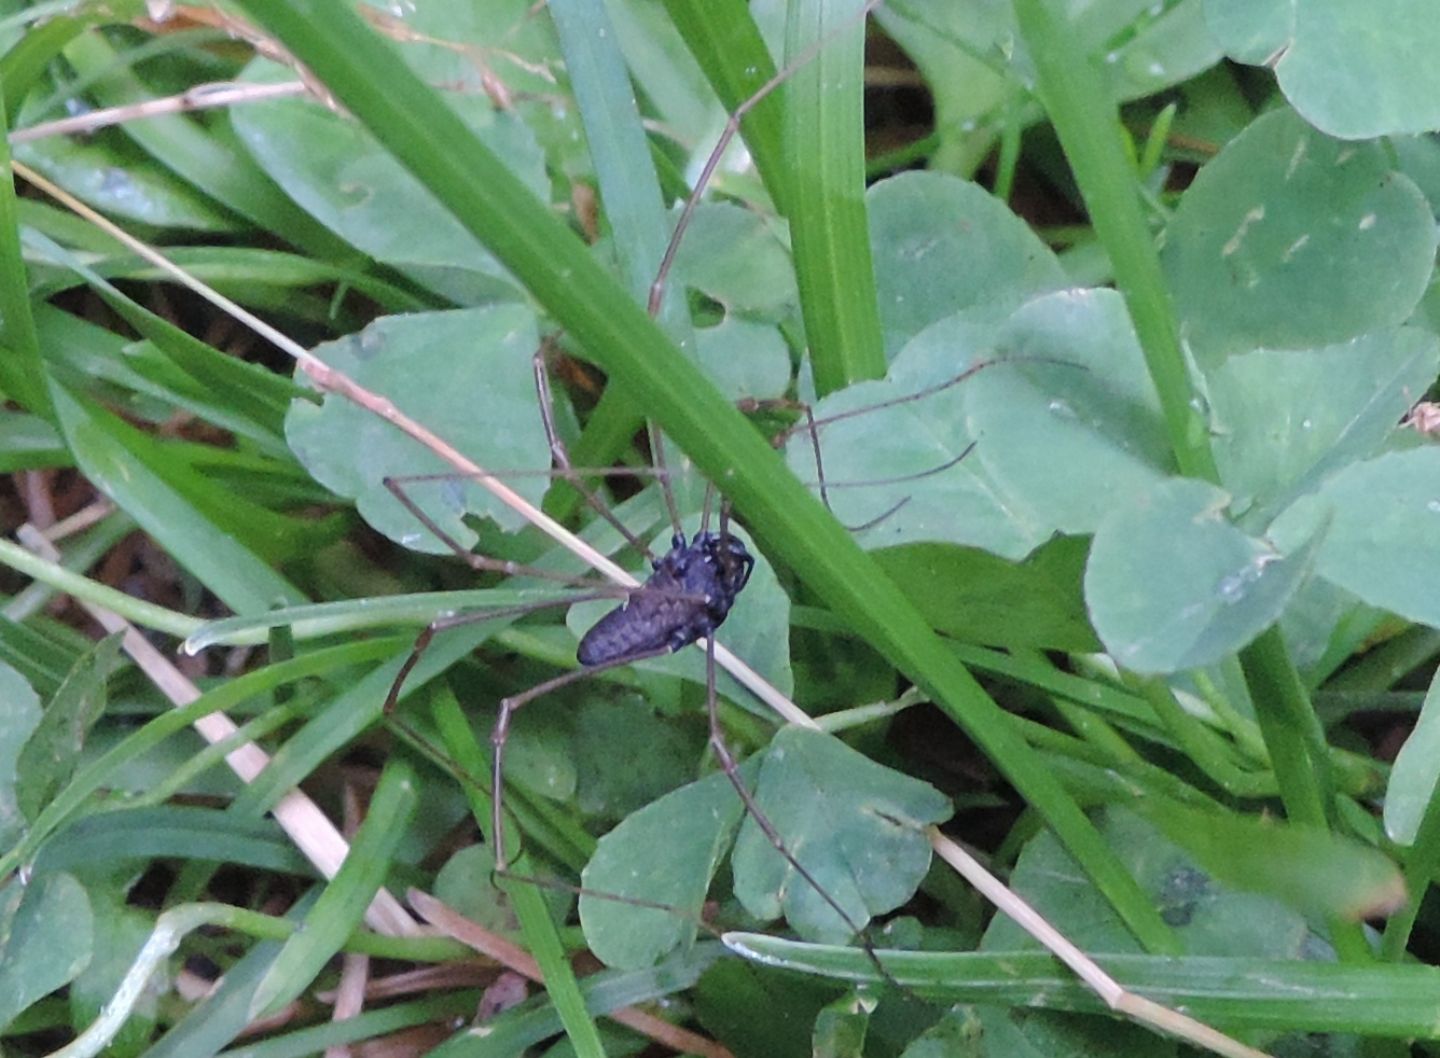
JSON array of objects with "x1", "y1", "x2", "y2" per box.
[
  {"x1": 224, "y1": 621, "x2": 507, "y2": 819},
  {"x1": 1011, "y1": 0, "x2": 1214, "y2": 483},
  {"x1": 47, "y1": 381, "x2": 307, "y2": 612},
  {"x1": 783, "y1": 0, "x2": 885, "y2": 391},
  {"x1": 431, "y1": 690, "x2": 607, "y2": 1058},
  {"x1": 728, "y1": 936, "x2": 1440, "y2": 1038},
  {"x1": 0, "y1": 14, "x2": 89, "y2": 124},
  {"x1": 1010, "y1": 0, "x2": 1340, "y2": 957},
  {"x1": 30, "y1": 238, "x2": 297, "y2": 444},
  {"x1": 550, "y1": 0, "x2": 672, "y2": 315},
  {"x1": 0, "y1": 408, "x2": 65, "y2": 469},
  {"x1": 662, "y1": 0, "x2": 789, "y2": 210},
  {"x1": 426, "y1": 946, "x2": 731, "y2": 1058},
  {"x1": 0, "y1": 80, "x2": 52, "y2": 417},
  {"x1": 60, "y1": 28, "x2": 356, "y2": 260},
  {"x1": 250, "y1": 759, "x2": 418, "y2": 1017},
  {"x1": 206, "y1": 993, "x2": 481, "y2": 1058},
  {"x1": 0, "y1": 532, "x2": 200, "y2": 638},
  {"x1": 35, "y1": 806, "x2": 312, "y2": 876},
  {"x1": 0, "y1": 640, "x2": 399, "y2": 880},
  {"x1": 545, "y1": 0, "x2": 675, "y2": 518},
  {"x1": 418, "y1": 685, "x2": 595, "y2": 871},
  {"x1": 184, "y1": 589, "x2": 568, "y2": 650}
]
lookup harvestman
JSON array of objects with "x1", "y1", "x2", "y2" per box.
[{"x1": 376, "y1": 351, "x2": 975, "y2": 962}]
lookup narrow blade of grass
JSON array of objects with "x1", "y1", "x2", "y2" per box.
[
  {"x1": 431, "y1": 689, "x2": 607, "y2": 1058},
  {"x1": 783, "y1": 0, "x2": 886, "y2": 392},
  {"x1": 0, "y1": 78, "x2": 52, "y2": 416},
  {"x1": 250, "y1": 758, "x2": 419, "y2": 1017}
]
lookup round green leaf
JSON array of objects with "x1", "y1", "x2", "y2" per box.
[
  {"x1": 1394, "y1": 135, "x2": 1440, "y2": 218},
  {"x1": 789, "y1": 288, "x2": 1170, "y2": 560},
  {"x1": 431, "y1": 843, "x2": 565, "y2": 940},
  {"x1": 692, "y1": 315, "x2": 791, "y2": 403},
  {"x1": 484, "y1": 693, "x2": 581, "y2": 808},
  {"x1": 1271, "y1": 448, "x2": 1440, "y2": 629},
  {"x1": 1085, "y1": 477, "x2": 1313, "y2": 674},
  {"x1": 867, "y1": 171, "x2": 1066, "y2": 356},
  {"x1": 580, "y1": 766, "x2": 748, "y2": 969},
  {"x1": 572, "y1": 695, "x2": 704, "y2": 822},
  {"x1": 670, "y1": 203, "x2": 797, "y2": 318},
  {"x1": 1088, "y1": 0, "x2": 1223, "y2": 102},
  {"x1": 233, "y1": 57, "x2": 545, "y2": 300},
  {"x1": 285, "y1": 306, "x2": 549, "y2": 554},
  {"x1": 1162, "y1": 107, "x2": 1436, "y2": 362},
  {"x1": 1280, "y1": 575, "x2": 1374, "y2": 679},
  {"x1": 812, "y1": 991, "x2": 874, "y2": 1058},
  {"x1": 0, "y1": 871, "x2": 94, "y2": 1029},
  {"x1": 1209, "y1": 328, "x2": 1440, "y2": 525},
  {"x1": 982, "y1": 807, "x2": 1311, "y2": 958},
  {"x1": 872, "y1": 538, "x2": 1100, "y2": 653},
  {"x1": 1204, "y1": 0, "x2": 1293, "y2": 64},
  {"x1": 732, "y1": 727, "x2": 952, "y2": 943},
  {"x1": 1209, "y1": 0, "x2": 1440, "y2": 139},
  {"x1": 1277, "y1": 0, "x2": 1440, "y2": 138},
  {"x1": 896, "y1": 1009, "x2": 983, "y2": 1058}
]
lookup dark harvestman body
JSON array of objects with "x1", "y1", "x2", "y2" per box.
[
  {"x1": 475, "y1": 515, "x2": 762, "y2": 877},
  {"x1": 576, "y1": 530, "x2": 754, "y2": 667}
]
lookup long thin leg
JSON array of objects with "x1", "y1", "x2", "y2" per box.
[
  {"x1": 634, "y1": 2, "x2": 887, "y2": 538},
  {"x1": 738, "y1": 395, "x2": 834, "y2": 512},
  {"x1": 381, "y1": 591, "x2": 620, "y2": 716},
  {"x1": 531, "y1": 0, "x2": 887, "y2": 553},
  {"x1": 752, "y1": 367, "x2": 990, "y2": 529},
  {"x1": 819, "y1": 443, "x2": 976, "y2": 490},
  {"x1": 388, "y1": 465, "x2": 684, "y2": 486},
  {"x1": 645, "y1": 0, "x2": 891, "y2": 318},
  {"x1": 646, "y1": 421, "x2": 684, "y2": 537},
  {"x1": 533, "y1": 301, "x2": 681, "y2": 542},
  {"x1": 795, "y1": 400, "x2": 830, "y2": 513},
  {"x1": 829, "y1": 443, "x2": 980, "y2": 532},
  {"x1": 740, "y1": 394, "x2": 965, "y2": 514},
  {"x1": 700, "y1": 633, "x2": 901, "y2": 988},
  {"x1": 384, "y1": 476, "x2": 592, "y2": 586},
  {"x1": 699, "y1": 481, "x2": 716, "y2": 534},
  {"x1": 491, "y1": 645, "x2": 672, "y2": 869},
  {"x1": 779, "y1": 359, "x2": 1001, "y2": 440},
  {"x1": 532, "y1": 346, "x2": 663, "y2": 557},
  {"x1": 780, "y1": 352, "x2": 1085, "y2": 443}
]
